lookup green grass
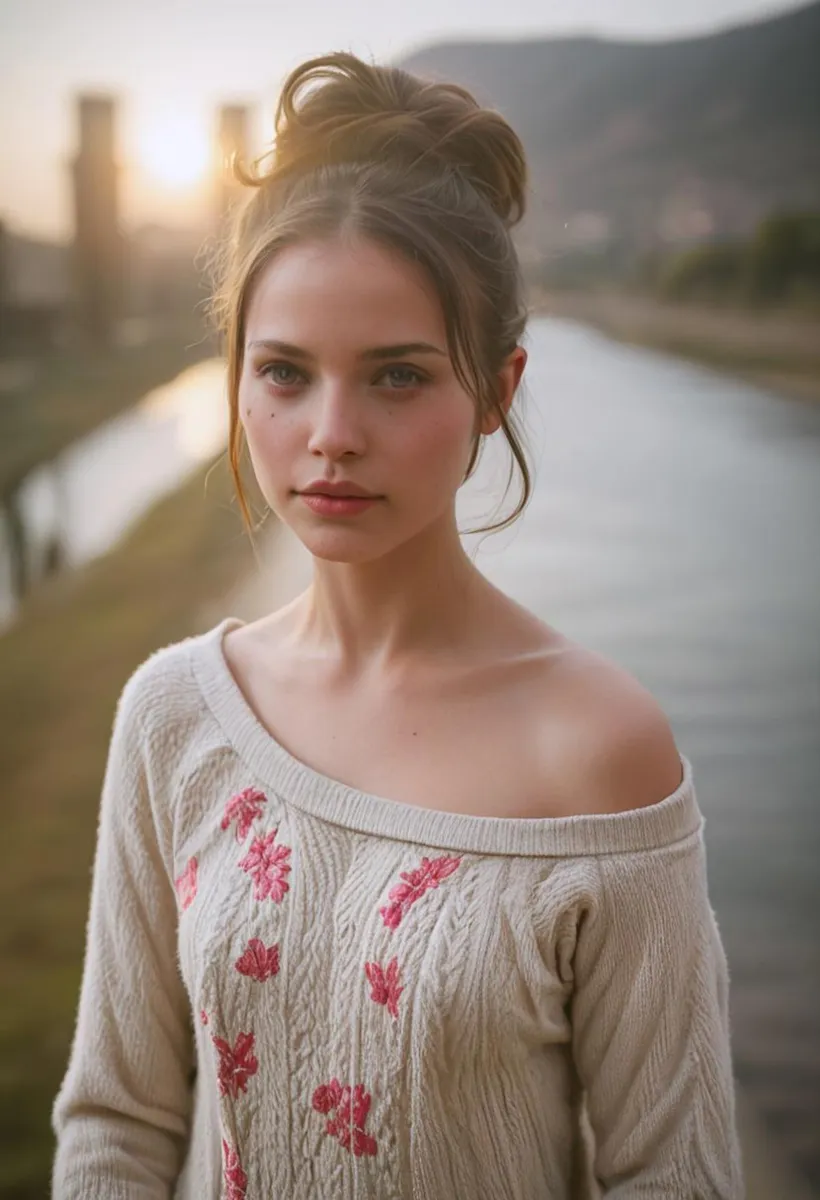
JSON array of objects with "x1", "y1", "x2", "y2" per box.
[{"x1": 0, "y1": 451, "x2": 256, "y2": 1198}]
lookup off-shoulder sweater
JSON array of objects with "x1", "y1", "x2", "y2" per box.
[{"x1": 51, "y1": 616, "x2": 745, "y2": 1199}]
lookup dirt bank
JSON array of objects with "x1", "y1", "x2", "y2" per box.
[{"x1": 532, "y1": 290, "x2": 820, "y2": 404}]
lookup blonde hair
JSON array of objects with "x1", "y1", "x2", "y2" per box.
[{"x1": 209, "y1": 51, "x2": 533, "y2": 537}]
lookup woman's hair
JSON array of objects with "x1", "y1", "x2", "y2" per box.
[{"x1": 209, "y1": 51, "x2": 533, "y2": 538}]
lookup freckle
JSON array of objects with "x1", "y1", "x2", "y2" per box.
[{"x1": 245, "y1": 408, "x2": 251, "y2": 417}]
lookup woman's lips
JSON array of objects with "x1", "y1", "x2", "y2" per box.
[{"x1": 299, "y1": 493, "x2": 381, "y2": 516}]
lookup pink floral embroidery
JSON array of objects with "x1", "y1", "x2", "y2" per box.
[
  {"x1": 199, "y1": 1009, "x2": 209, "y2": 1026},
  {"x1": 312, "y1": 1078, "x2": 378, "y2": 1157},
  {"x1": 174, "y1": 856, "x2": 198, "y2": 911},
  {"x1": 364, "y1": 957, "x2": 403, "y2": 1018},
  {"x1": 221, "y1": 787, "x2": 267, "y2": 843},
  {"x1": 222, "y1": 1138, "x2": 248, "y2": 1200},
  {"x1": 379, "y1": 854, "x2": 462, "y2": 930},
  {"x1": 212, "y1": 1030, "x2": 259, "y2": 1099},
  {"x1": 234, "y1": 937, "x2": 280, "y2": 981},
  {"x1": 238, "y1": 829, "x2": 292, "y2": 902}
]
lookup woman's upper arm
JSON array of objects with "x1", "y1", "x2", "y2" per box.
[
  {"x1": 51, "y1": 665, "x2": 195, "y2": 1199},
  {"x1": 569, "y1": 839, "x2": 745, "y2": 1198}
]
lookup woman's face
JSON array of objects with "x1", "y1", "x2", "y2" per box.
[{"x1": 239, "y1": 235, "x2": 496, "y2": 564}]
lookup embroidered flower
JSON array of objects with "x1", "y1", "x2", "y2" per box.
[
  {"x1": 238, "y1": 829, "x2": 292, "y2": 902},
  {"x1": 222, "y1": 1138, "x2": 248, "y2": 1200},
  {"x1": 221, "y1": 787, "x2": 267, "y2": 843},
  {"x1": 212, "y1": 1030, "x2": 259, "y2": 1099},
  {"x1": 364, "y1": 957, "x2": 403, "y2": 1018},
  {"x1": 199, "y1": 1009, "x2": 209, "y2": 1026},
  {"x1": 234, "y1": 937, "x2": 280, "y2": 982},
  {"x1": 379, "y1": 854, "x2": 462, "y2": 930},
  {"x1": 312, "y1": 1078, "x2": 344, "y2": 1114},
  {"x1": 312, "y1": 1078, "x2": 378, "y2": 1157},
  {"x1": 174, "y1": 856, "x2": 198, "y2": 911}
]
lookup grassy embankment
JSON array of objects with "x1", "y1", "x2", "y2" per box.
[
  {"x1": 0, "y1": 321, "x2": 215, "y2": 492},
  {"x1": 532, "y1": 289, "x2": 820, "y2": 404},
  {"x1": 0, "y1": 432, "x2": 256, "y2": 1197}
]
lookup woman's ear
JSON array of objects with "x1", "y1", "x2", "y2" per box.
[{"x1": 480, "y1": 346, "x2": 528, "y2": 435}]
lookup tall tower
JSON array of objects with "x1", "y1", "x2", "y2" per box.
[
  {"x1": 0, "y1": 219, "x2": 8, "y2": 356},
  {"x1": 71, "y1": 94, "x2": 123, "y2": 343},
  {"x1": 215, "y1": 104, "x2": 251, "y2": 229}
]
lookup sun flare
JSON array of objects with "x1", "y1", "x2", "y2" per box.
[{"x1": 137, "y1": 114, "x2": 210, "y2": 190}]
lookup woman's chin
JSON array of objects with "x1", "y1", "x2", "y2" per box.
[{"x1": 290, "y1": 528, "x2": 391, "y2": 565}]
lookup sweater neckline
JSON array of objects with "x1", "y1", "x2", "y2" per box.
[{"x1": 190, "y1": 616, "x2": 702, "y2": 858}]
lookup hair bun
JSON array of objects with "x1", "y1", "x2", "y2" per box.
[{"x1": 248, "y1": 52, "x2": 527, "y2": 226}]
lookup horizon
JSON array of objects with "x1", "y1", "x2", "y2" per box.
[{"x1": 0, "y1": 0, "x2": 810, "y2": 240}]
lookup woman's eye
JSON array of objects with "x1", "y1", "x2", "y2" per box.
[
  {"x1": 256, "y1": 362, "x2": 425, "y2": 390},
  {"x1": 381, "y1": 365, "x2": 425, "y2": 388},
  {"x1": 260, "y1": 362, "x2": 302, "y2": 387}
]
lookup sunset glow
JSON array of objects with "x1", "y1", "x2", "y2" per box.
[{"x1": 136, "y1": 114, "x2": 210, "y2": 190}]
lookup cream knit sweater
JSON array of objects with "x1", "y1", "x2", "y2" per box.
[{"x1": 51, "y1": 617, "x2": 745, "y2": 1199}]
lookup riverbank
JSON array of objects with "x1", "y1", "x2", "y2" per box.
[
  {"x1": 0, "y1": 318, "x2": 215, "y2": 494},
  {"x1": 531, "y1": 289, "x2": 820, "y2": 404}
]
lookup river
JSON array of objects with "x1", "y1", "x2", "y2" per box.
[
  {"x1": 467, "y1": 318, "x2": 820, "y2": 1189},
  {"x1": 0, "y1": 357, "x2": 228, "y2": 631}
]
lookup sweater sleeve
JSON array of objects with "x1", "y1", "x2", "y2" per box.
[
  {"x1": 51, "y1": 662, "x2": 195, "y2": 1199},
  {"x1": 568, "y1": 830, "x2": 745, "y2": 1198}
]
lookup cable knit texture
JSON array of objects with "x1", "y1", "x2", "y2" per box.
[{"x1": 51, "y1": 617, "x2": 745, "y2": 1199}]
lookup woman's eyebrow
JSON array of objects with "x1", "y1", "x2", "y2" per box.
[{"x1": 245, "y1": 339, "x2": 447, "y2": 360}]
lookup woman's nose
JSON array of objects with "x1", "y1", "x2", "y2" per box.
[{"x1": 306, "y1": 384, "x2": 367, "y2": 458}]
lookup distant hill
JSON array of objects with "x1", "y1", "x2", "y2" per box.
[{"x1": 398, "y1": 1, "x2": 820, "y2": 259}]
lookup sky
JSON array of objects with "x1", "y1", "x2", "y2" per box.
[{"x1": 0, "y1": 0, "x2": 806, "y2": 239}]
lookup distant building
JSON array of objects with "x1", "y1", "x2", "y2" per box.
[
  {"x1": 70, "y1": 94, "x2": 124, "y2": 344},
  {"x1": 128, "y1": 222, "x2": 210, "y2": 319},
  {"x1": 0, "y1": 219, "x2": 70, "y2": 355},
  {"x1": 216, "y1": 104, "x2": 251, "y2": 228}
]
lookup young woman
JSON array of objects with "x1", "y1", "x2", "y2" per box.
[{"x1": 52, "y1": 52, "x2": 745, "y2": 1199}]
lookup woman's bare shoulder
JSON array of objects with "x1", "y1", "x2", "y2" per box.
[{"x1": 530, "y1": 640, "x2": 685, "y2": 818}]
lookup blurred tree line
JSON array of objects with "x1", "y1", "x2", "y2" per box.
[
  {"x1": 657, "y1": 212, "x2": 820, "y2": 306},
  {"x1": 530, "y1": 211, "x2": 820, "y2": 309}
]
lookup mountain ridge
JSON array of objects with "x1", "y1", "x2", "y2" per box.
[{"x1": 398, "y1": 0, "x2": 820, "y2": 255}]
